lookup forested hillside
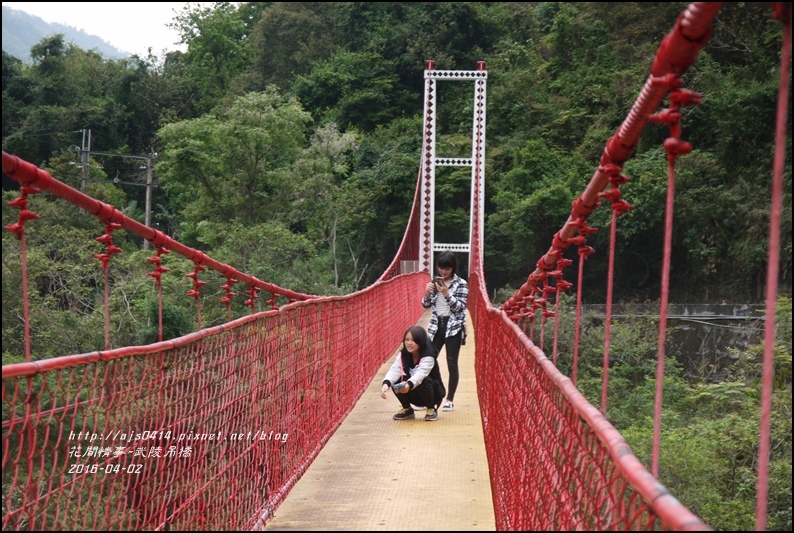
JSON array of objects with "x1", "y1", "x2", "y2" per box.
[
  {"x1": 2, "y1": 4, "x2": 792, "y2": 530},
  {"x1": 2, "y1": 6, "x2": 129, "y2": 63},
  {"x1": 2, "y1": 1, "x2": 791, "y2": 332}
]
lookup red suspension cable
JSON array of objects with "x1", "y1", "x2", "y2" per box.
[
  {"x1": 757, "y1": 3, "x2": 791, "y2": 530},
  {"x1": 647, "y1": 86, "x2": 699, "y2": 476},
  {"x1": 4, "y1": 186, "x2": 40, "y2": 361}
]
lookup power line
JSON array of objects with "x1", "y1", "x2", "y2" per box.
[
  {"x1": 88, "y1": 150, "x2": 151, "y2": 161},
  {"x1": 82, "y1": 177, "x2": 157, "y2": 188},
  {"x1": 587, "y1": 314, "x2": 766, "y2": 332},
  {"x1": 9, "y1": 130, "x2": 83, "y2": 138}
]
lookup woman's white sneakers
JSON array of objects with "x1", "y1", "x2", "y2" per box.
[{"x1": 441, "y1": 401, "x2": 454, "y2": 412}]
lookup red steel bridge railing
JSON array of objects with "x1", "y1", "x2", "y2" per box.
[{"x1": 2, "y1": 151, "x2": 427, "y2": 529}]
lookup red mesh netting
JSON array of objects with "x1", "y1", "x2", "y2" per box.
[
  {"x1": 468, "y1": 269, "x2": 707, "y2": 530},
  {"x1": 2, "y1": 274, "x2": 426, "y2": 530}
]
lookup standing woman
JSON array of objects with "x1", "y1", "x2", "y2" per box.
[
  {"x1": 380, "y1": 326, "x2": 445, "y2": 421},
  {"x1": 421, "y1": 251, "x2": 468, "y2": 412}
]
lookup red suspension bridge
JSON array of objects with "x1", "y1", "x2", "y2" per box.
[{"x1": 2, "y1": 3, "x2": 790, "y2": 530}]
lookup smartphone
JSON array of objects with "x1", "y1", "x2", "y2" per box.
[
  {"x1": 435, "y1": 276, "x2": 444, "y2": 285},
  {"x1": 393, "y1": 382, "x2": 408, "y2": 391}
]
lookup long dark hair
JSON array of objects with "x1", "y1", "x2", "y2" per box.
[
  {"x1": 400, "y1": 326, "x2": 429, "y2": 358},
  {"x1": 398, "y1": 326, "x2": 441, "y2": 386}
]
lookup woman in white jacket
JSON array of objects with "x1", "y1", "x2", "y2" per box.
[{"x1": 380, "y1": 326, "x2": 445, "y2": 421}]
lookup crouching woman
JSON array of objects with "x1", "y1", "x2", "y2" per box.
[{"x1": 380, "y1": 325, "x2": 445, "y2": 421}]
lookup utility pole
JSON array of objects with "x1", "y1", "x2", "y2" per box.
[
  {"x1": 80, "y1": 129, "x2": 91, "y2": 192},
  {"x1": 144, "y1": 155, "x2": 153, "y2": 250},
  {"x1": 80, "y1": 141, "x2": 157, "y2": 249}
]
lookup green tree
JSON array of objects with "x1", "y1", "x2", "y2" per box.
[
  {"x1": 285, "y1": 124, "x2": 365, "y2": 288},
  {"x1": 156, "y1": 88, "x2": 312, "y2": 240},
  {"x1": 1, "y1": 51, "x2": 33, "y2": 141},
  {"x1": 249, "y1": 2, "x2": 338, "y2": 91},
  {"x1": 292, "y1": 51, "x2": 412, "y2": 132},
  {"x1": 346, "y1": 116, "x2": 423, "y2": 282},
  {"x1": 169, "y1": 2, "x2": 261, "y2": 111},
  {"x1": 485, "y1": 139, "x2": 589, "y2": 289}
]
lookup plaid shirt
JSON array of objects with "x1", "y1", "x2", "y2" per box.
[{"x1": 422, "y1": 274, "x2": 468, "y2": 340}]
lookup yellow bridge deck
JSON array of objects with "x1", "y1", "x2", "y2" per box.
[{"x1": 264, "y1": 312, "x2": 495, "y2": 531}]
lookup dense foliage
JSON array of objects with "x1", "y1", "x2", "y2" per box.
[
  {"x1": 546, "y1": 296, "x2": 792, "y2": 531},
  {"x1": 2, "y1": 2, "x2": 792, "y2": 529},
  {"x1": 3, "y1": 2, "x2": 790, "y2": 303}
]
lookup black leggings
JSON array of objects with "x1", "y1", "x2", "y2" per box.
[
  {"x1": 394, "y1": 378, "x2": 436, "y2": 409},
  {"x1": 431, "y1": 322, "x2": 462, "y2": 402}
]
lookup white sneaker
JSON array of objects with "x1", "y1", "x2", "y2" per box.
[
  {"x1": 410, "y1": 404, "x2": 427, "y2": 411},
  {"x1": 441, "y1": 401, "x2": 454, "y2": 412}
]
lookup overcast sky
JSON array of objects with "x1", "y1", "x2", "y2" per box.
[{"x1": 2, "y1": 2, "x2": 212, "y2": 57}]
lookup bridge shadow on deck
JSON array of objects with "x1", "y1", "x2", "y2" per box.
[{"x1": 263, "y1": 311, "x2": 495, "y2": 531}]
